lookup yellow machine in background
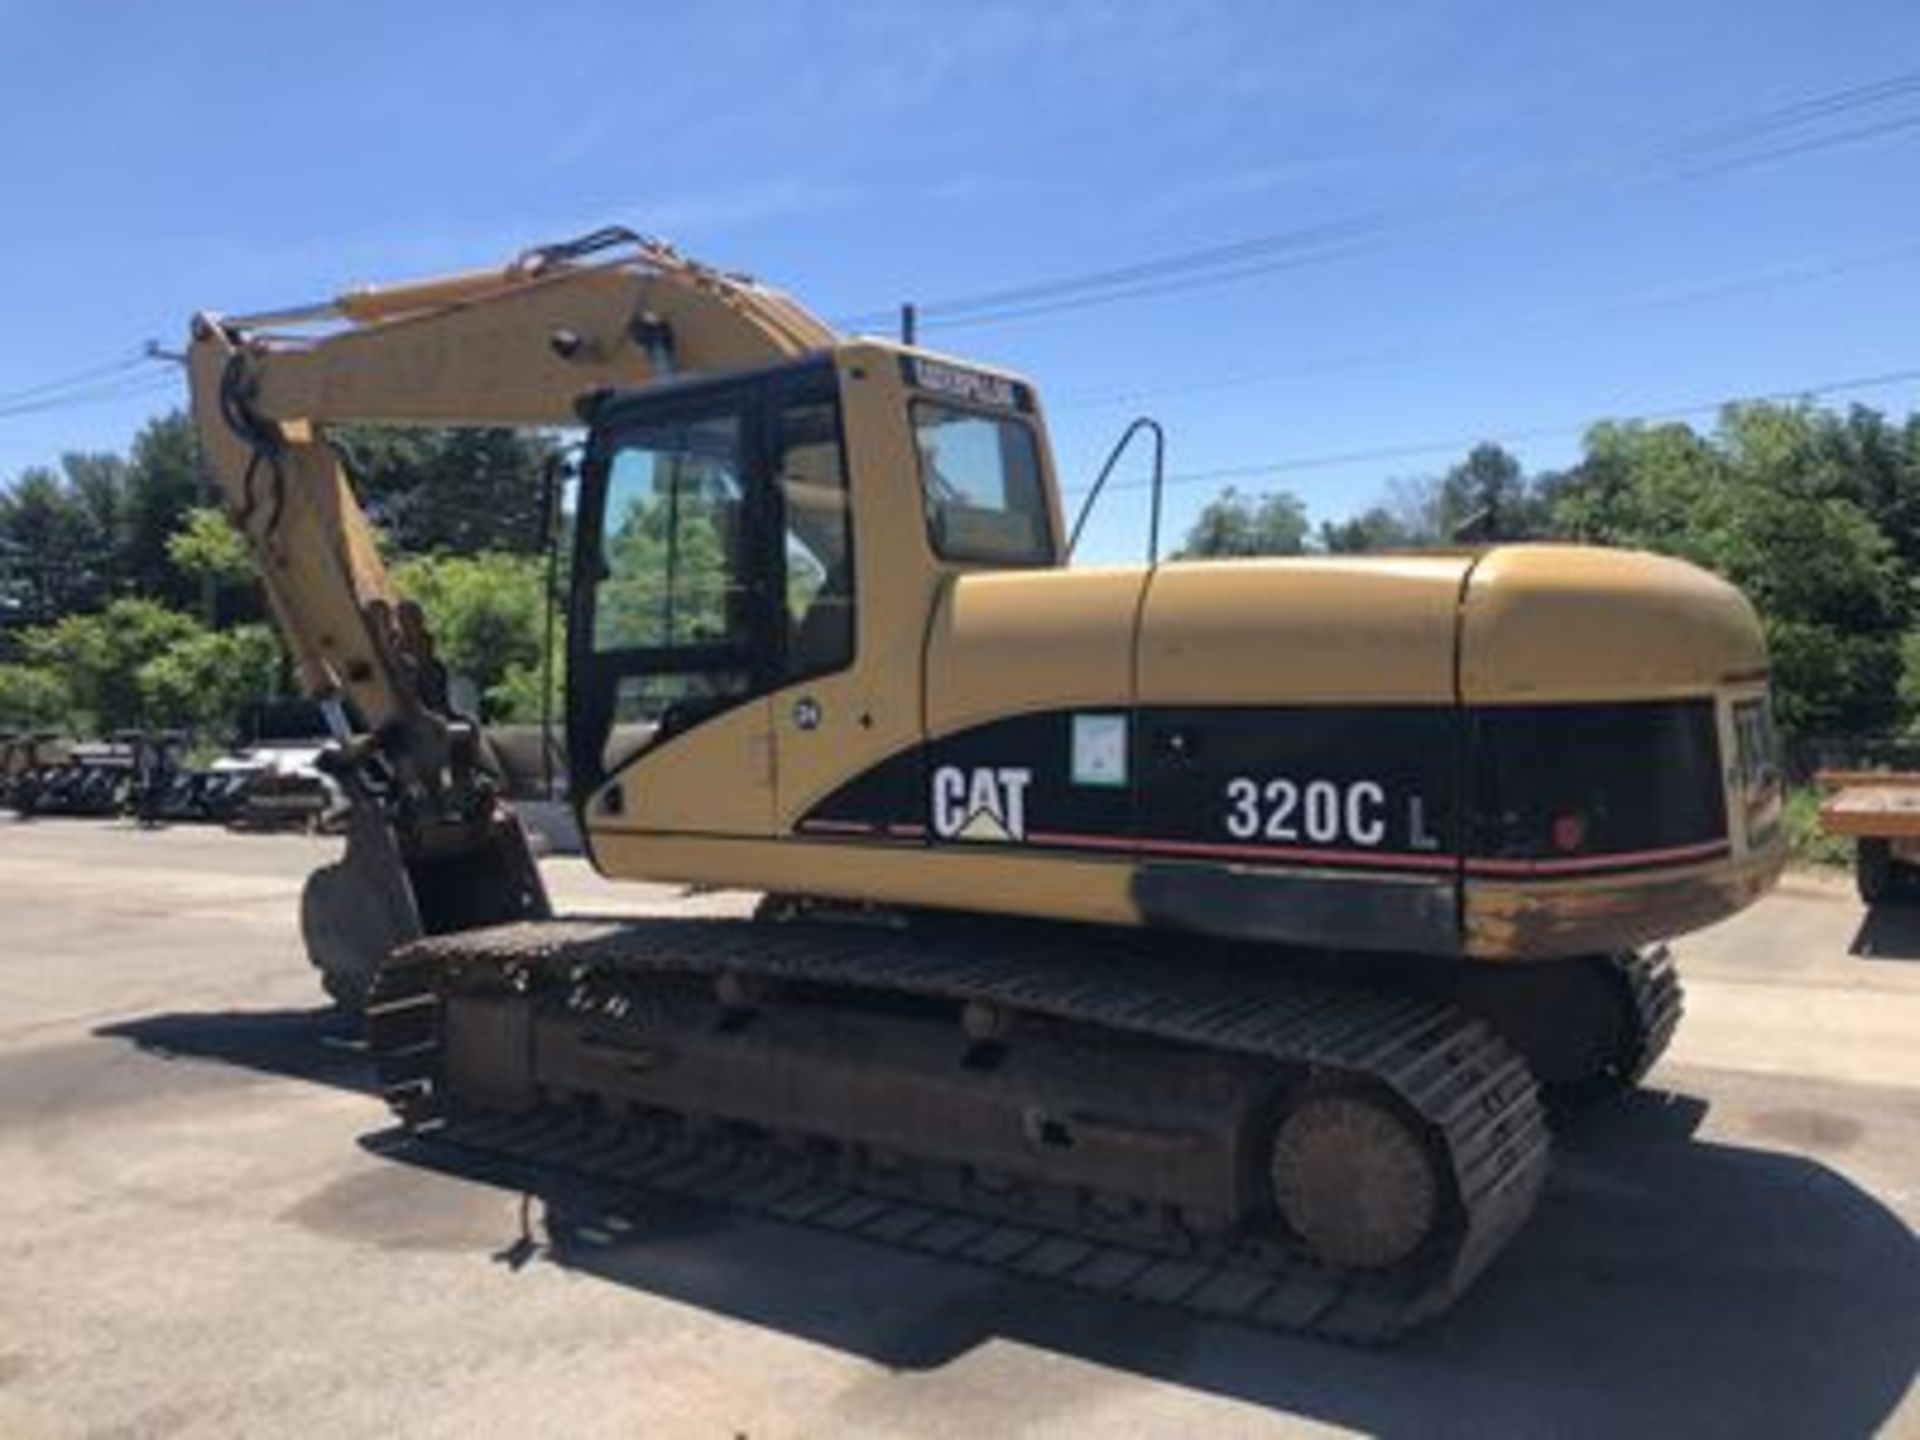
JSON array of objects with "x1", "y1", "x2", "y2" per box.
[{"x1": 187, "y1": 228, "x2": 1783, "y2": 1339}]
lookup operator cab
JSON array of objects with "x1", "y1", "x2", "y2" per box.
[{"x1": 567, "y1": 350, "x2": 1059, "y2": 811}]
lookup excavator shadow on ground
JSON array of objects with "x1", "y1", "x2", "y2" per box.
[
  {"x1": 98, "y1": 1003, "x2": 1920, "y2": 1438},
  {"x1": 97, "y1": 1005, "x2": 374, "y2": 1092}
]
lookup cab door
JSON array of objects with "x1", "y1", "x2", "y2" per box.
[
  {"x1": 760, "y1": 371, "x2": 879, "y2": 824},
  {"x1": 568, "y1": 375, "x2": 788, "y2": 837}
]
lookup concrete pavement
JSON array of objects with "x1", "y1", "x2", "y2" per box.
[{"x1": 0, "y1": 822, "x2": 1913, "y2": 1438}]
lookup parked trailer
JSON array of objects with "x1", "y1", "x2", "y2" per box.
[
  {"x1": 1, "y1": 734, "x2": 70, "y2": 814},
  {"x1": 1, "y1": 716, "x2": 342, "y2": 829},
  {"x1": 28, "y1": 743, "x2": 136, "y2": 818},
  {"x1": 1817, "y1": 769, "x2": 1920, "y2": 903},
  {"x1": 0, "y1": 733, "x2": 20, "y2": 807}
]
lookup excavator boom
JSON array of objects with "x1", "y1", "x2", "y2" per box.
[
  {"x1": 187, "y1": 228, "x2": 841, "y2": 999},
  {"x1": 189, "y1": 228, "x2": 833, "y2": 740}
]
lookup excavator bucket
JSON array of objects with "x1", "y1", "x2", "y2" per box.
[{"x1": 300, "y1": 796, "x2": 550, "y2": 1010}]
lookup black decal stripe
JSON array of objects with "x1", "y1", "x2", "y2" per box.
[
  {"x1": 1468, "y1": 700, "x2": 1724, "y2": 860},
  {"x1": 795, "y1": 700, "x2": 1732, "y2": 886}
]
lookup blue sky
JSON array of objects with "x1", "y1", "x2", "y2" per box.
[{"x1": 2, "y1": 1, "x2": 1918, "y2": 561}]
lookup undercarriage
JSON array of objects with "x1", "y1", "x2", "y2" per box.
[{"x1": 364, "y1": 916, "x2": 1678, "y2": 1340}]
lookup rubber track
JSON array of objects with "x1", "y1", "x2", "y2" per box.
[{"x1": 366, "y1": 917, "x2": 1551, "y2": 1342}]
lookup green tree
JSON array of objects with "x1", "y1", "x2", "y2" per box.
[
  {"x1": 392, "y1": 551, "x2": 550, "y2": 721},
  {"x1": 1320, "y1": 505, "x2": 1419, "y2": 554},
  {"x1": 340, "y1": 426, "x2": 560, "y2": 555},
  {"x1": 165, "y1": 504, "x2": 264, "y2": 628},
  {"x1": 121, "y1": 411, "x2": 205, "y2": 609},
  {"x1": 1552, "y1": 404, "x2": 1906, "y2": 737},
  {"x1": 136, "y1": 625, "x2": 281, "y2": 733},
  {"x1": 0, "y1": 468, "x2": 95, "y2": 622},
  {"x1": 1553, "y1": 420, "x2": 1717, "y2": 546},
  {"x1": 488, "y1": 651, "x2": 565, "y2": 727},
  {"x1": 166, "y1": 507, "x2": 252, "y2": 588},
  {"x1": 0, "y1": 664, "x2": 70, "y2": 729},
  {"x1": 0, "y1": 452, "x2": 131, "y2": 625},
  {"x1": 1327, "y1": 450, "x2": 1556, "y2": 552},
  {"x1": 1801, "y1": 405, "x2": 1920, "y2": 576},
  {"x1": 57, "y1": 451, "x2": 131, "y2": 605},
  {"x1": 1898, "y1": 629, "x2": 1920, "y2": 723},
  {"x1": 1436, "y1": 442, "x2": 1546, "y2": 541},
  {"x1": 1176, "y1": 487, "x2": 1310, "y2": 558},
  {"x1": 20, "y1": 598, "x2": 202, "y2": 733}
]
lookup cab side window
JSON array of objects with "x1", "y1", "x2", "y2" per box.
[
  {"x1": 588, "y1": 412, "x2": 754, "y2": 767},
  {"x1": 777, "y1": 400, "x2": 854, "y2": 678},
  {"x1": 914, "y1": 401, "x2": 1052, "y2": 566},
  {"x1": 593, "y1": 414, "x2": 752, "y2": 654}
]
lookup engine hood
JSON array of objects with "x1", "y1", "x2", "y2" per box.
[
  {"x1": 924, "y1": 543, "x2": 1766, "y2": 733},
  {"x1": 1134, "y1": 553, "x2": 1468, "y2": 706},
  {"x1": 1128, "y1": 544, "x2": 1763, "y2": 708},
  {"x1": 1457, "y1": 544, "x2": 1766, "y2": 704}
]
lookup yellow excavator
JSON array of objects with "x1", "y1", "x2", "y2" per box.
[{"x1": 187, "y1": 227, "x2": 1784, "y2": 1339}]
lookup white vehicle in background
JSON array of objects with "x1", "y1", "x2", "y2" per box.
[{"x1": 215, "y1": 701, "x2": 344, "y2": 832}]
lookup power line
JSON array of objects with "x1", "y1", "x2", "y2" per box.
[
  {"x1": 1660, "y1": 110, "x2": 1920, "y2": 184},
  {"x1": 933, "y1": 71, "x2": 1920, "y2": 326},
  {"x1": 1060, "y1": 364, "x2": 1920, "y2": 498},
  {"x1": 0, "y1": 348, "x2": 157, "y2": 408},
  {"x1": 926, "y1": 109, "x2": 1920, "y2": 332},
  {"x1": 838, "y1": 68, "x2": 1920, "y2": 334},
  {"x1": 5, "y1": 75, "x2": 1919, "y2": 458},
  {"x1": 10, "y1": 73, "x2": 1916, "y2": 425},
  {"x1": 0, "y1": 369, "x2": 180, "y2": 423},
  {"x1": 1052, "y1": 237, "x2": 1920, "y2": 411}
]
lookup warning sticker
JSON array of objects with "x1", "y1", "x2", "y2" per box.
[{"x1": 1071, "y1": 713, "x2": 1128, "y2": 789}]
